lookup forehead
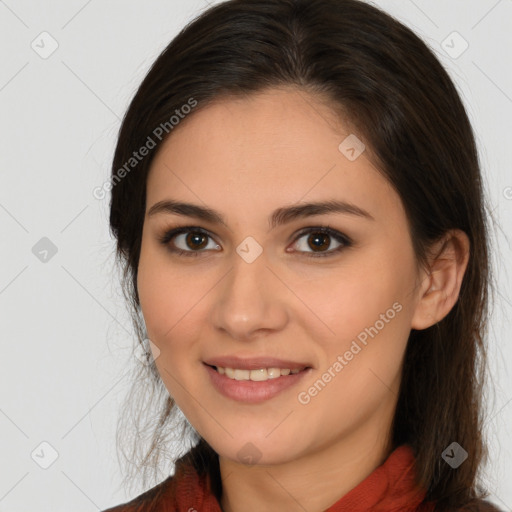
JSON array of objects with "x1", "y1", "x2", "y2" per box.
[{"x1": 145, "y1": 87, "x2": 404, "y2": 226}]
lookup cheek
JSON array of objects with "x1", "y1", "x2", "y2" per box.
[
  {"x1": 294, "y1": 248, "x2": 416, "y2": 388},
  {"x1": 137, "y1": 259, "x2": 175, "y2": 341},
  {"x1": 292, "y1": 258, "x2": 408, "y2": 341},
  {"x1": 294, "y1": 275, "x2": 411, "y2": 434},
  {"x1": 137, "y1": 241, "x2": 202, "y2": 342},
  {"x1": 137, "y1": 250, "x2": 207, "y2": 402}
]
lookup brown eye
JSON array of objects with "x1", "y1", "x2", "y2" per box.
[
  {"x1": 306, "y1": 232, "x2": 331, "y2": 252},
  {"x1": 159, "y1": 226, "x2": 221, "y2": 257},
  {"x1": 184, "y1": 231, "x2": 209, "y2": 250},
  {"x1": 292, "y1": 227, "x2": 352, "y2": 258}
]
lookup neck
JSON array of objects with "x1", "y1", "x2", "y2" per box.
[{"x1": 218, "y1": 419, "x2": 394, "y2": 512}]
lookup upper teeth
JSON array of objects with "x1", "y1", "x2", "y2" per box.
[{"x1": 216, "y1": 366, "x2": 304, "y2": 381}]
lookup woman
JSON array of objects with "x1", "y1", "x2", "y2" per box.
[{"x1": 102, "y1": 0, "x2": 501, "y2": 510}]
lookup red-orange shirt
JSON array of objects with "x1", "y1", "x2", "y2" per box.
[{"x1": 102, "y1": 444, "x2": 498, "y2": 512}]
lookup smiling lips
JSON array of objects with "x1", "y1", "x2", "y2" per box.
[
  {"x1": 203, "y1": 355, "x2": 312, "y2": 403},
  {"x1": 204, "y1": 356, "x2": 310, "y2": 381}
]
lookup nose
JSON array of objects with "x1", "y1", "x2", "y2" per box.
[{"x1": 211, "y1": 251, "x2": 289, "y2": 342}]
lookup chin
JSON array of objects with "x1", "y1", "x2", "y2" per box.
[{"x1": 214, "y1": 436, "x2": 302, "y2": 467}]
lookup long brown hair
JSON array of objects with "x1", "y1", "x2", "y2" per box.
[{"x1": 109, "y1": 1, "x2": 496, "y2": 509}]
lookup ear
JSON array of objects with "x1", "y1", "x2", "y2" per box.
[{"x1": 411, "y1": 229, "x2": 470, "y2": 330}]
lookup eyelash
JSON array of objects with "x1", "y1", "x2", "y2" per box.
[{"x1": 158, "y1": 225, "x2": 352, "y2": 259}]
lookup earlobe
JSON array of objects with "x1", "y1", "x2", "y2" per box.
[{"x1": 411, "y1": 230, "x2": 470, "y2": 330}]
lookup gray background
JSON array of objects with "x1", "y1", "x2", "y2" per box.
[{"x1": 0, "y1": 1, "x2": 511, "y2": 511}]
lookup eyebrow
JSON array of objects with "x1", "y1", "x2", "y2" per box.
[{"x1": 147, "y1": 199, "x2": 375, "y2": 229}]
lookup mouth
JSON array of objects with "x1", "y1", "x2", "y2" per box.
[
  {"x1": 203, "y1": 362, "x2": 313, "y2": 403},
  {"x1": 206, "y1": 364, "x2": 310, "y2": 382}
]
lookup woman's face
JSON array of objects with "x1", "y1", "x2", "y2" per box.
[{"x1": 137, "y1": 87, "x2": 429, "y2": 466}]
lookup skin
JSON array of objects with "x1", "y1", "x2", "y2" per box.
[{"x1": 137, "y1": 87, "x2": 469, "y2": 512}]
